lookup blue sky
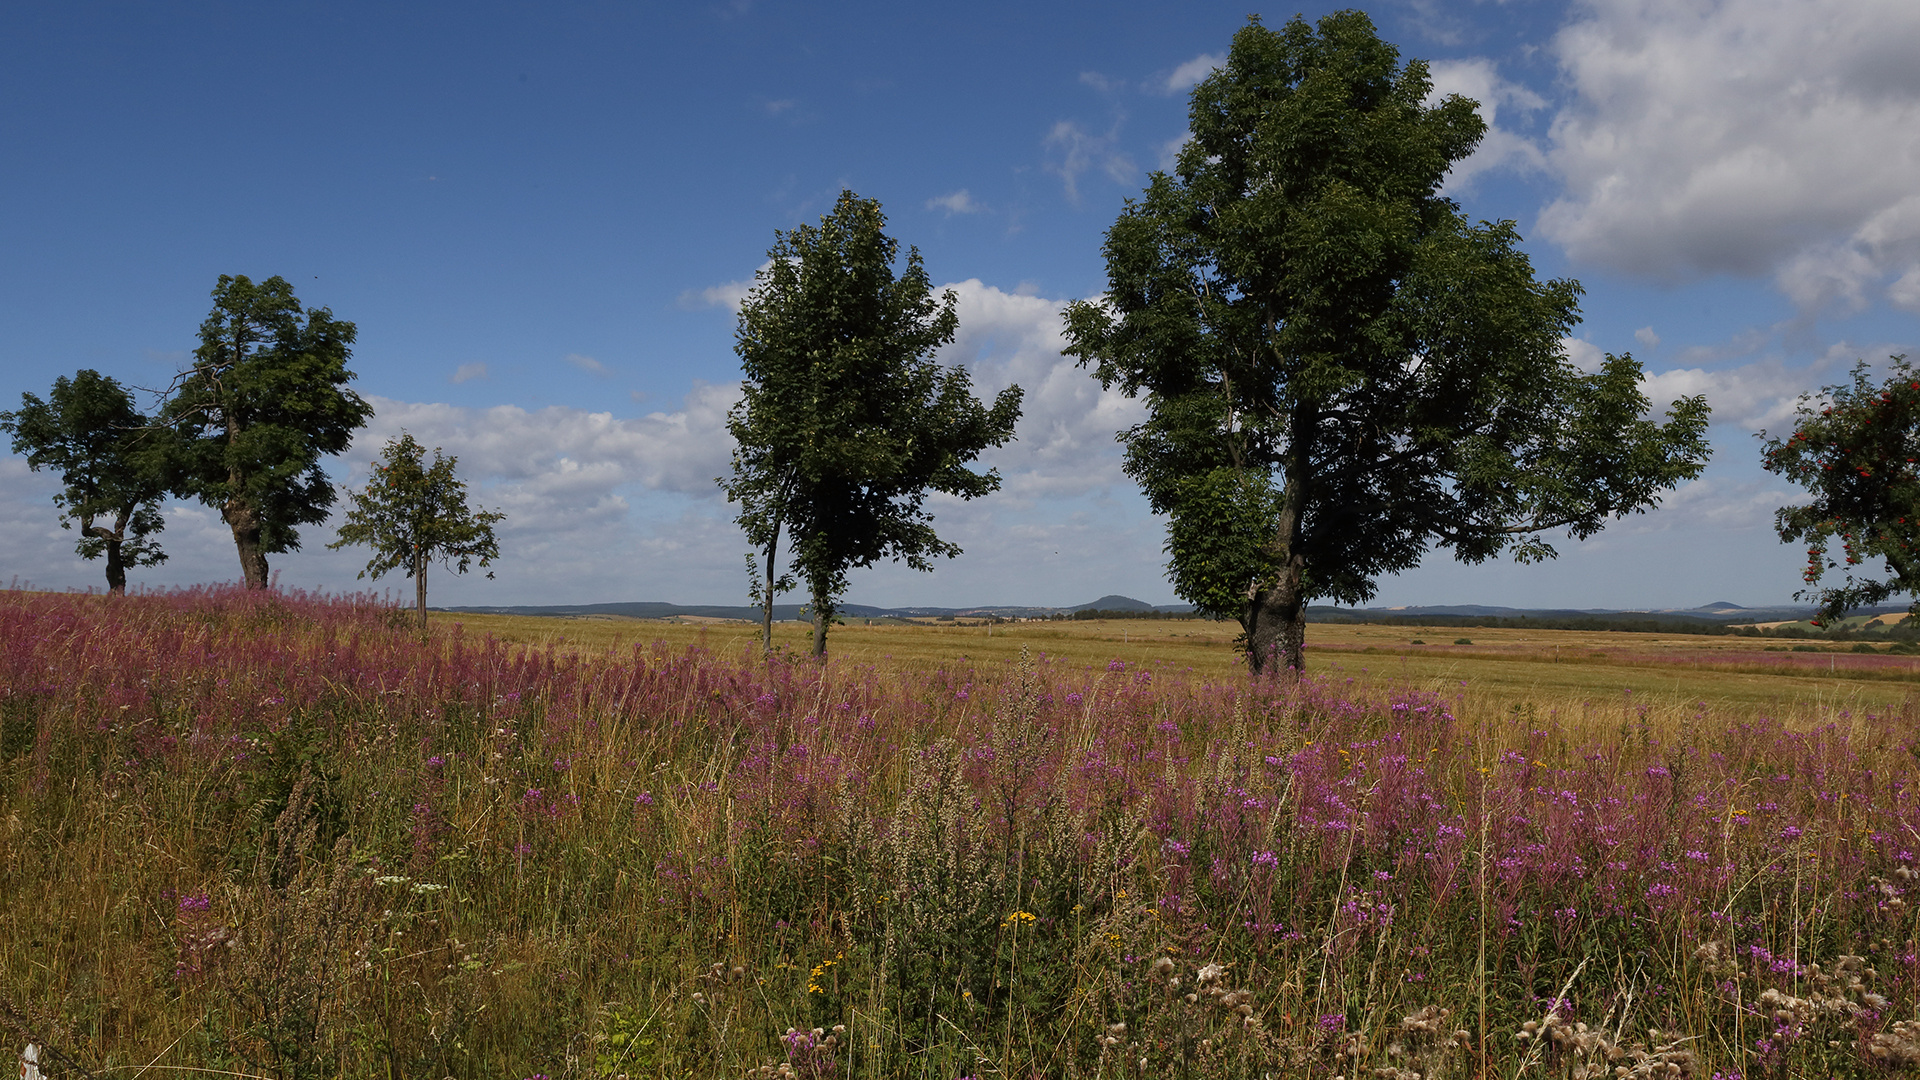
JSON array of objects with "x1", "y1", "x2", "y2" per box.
[{"x1": 5, "y1": 0, "x2": 1919, "y2": 611}]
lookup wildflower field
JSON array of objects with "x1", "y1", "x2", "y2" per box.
[{"x1": 7, "y1": 588, "x2": 1920, "y2": 1078}]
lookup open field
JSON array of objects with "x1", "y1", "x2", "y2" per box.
[
  {"x1": 8, "y1": 587, "x2": 1920, "y2": 1079},
  {"x1": 439, "y1": 610, "x2": 1920, "y2": 719}
]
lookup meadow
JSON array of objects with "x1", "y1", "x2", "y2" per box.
[{"x1": 6, "y1": 587, "x2": 1920, "y2": 1079}]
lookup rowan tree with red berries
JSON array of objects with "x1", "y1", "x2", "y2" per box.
[{"x1": 1761, "y1": 356, "x2": 1920, "y2": 625}]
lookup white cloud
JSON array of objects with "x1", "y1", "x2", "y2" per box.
[
  {"x1": 1890, "y1": 266, "x2": 1920, "y2": 312},
  {"x1": 681, "y1": 260, "x2": 774, "y2": 313},
  {"x1": 1540, "y1": 0, "x2": 1920, "y2": 295},
  {"x1": 450, "y1": 362, "x2": 489, "y2": 384},
  {"x1": 1634, "y1": 326, "x2": 1660, "y2": 350},
  {"x1": 0, "y1": 455, "x2": 359, "y2": 596},
  {"x1": 565, "y1": 353, "x2": 610, "y2": 376},
  {"x1": 933, "y1": 279, "x2": 1144, "y2": 504},
  {"x1": 1043, "y1": 121, "x2": 1135, "y2": 204},
  {"x1": 350, "y1": 387, "x2": 740, "y2": 499},
  {"x1": 1162, "y1": 52, "x2": 1223, "y2": 94},
  {"x1": 1425, "y1": 58, "x2": 1547, "y2": 192},
  {"x1": 1561, "y1": 337, "x2": 1606, "y2": 373},
  {"x1": 927, "y1": 189, "x2": 982, "y2": 215},
  {"x1": 1079, "y1": 71, "x2": 1122, "y2": 94},
  {"x1": 1616, "y1": 474, "x2": 1803, "y2": 534},
  {"x1": 0, "y1": 288, "x2": 1159, "y2": 607},
  {"x1": 1638, "y1": 347, "x2": 1856, "y2": 433}
]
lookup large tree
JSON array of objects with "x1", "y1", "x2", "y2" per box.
[
  {"x1": 722, "y1": 190, "x2": 1023, "y2": 657},
  {"x1": 329, "y1": 432, "x2": 503, "y2": 627},
  {"x1": 1062, "y1": 12, "x2": 1711, "y2": 674},
  {"x1": 1, "y1": 369, "x2": 168, "y2": 594},
  {"x1": 156, "y1": 275, "x2": 372, "y2": 588},
  {"x1": 1760, "y1": 356, "x2": 1920, "y2": 626}
]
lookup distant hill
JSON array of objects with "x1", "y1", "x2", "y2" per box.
[
  {"x1": 1305, "y1": 603, "x2": 1825, "y2": 627},
  {"x1": 440, "y1": 596, "x2": 1906, "y2": 629},
  {"x1": 440, "y1": 593, "x2": 1196, "y2": 621},
  {"x1": 1071, "y1": 594, "x2": 1162, "y2": 612}
]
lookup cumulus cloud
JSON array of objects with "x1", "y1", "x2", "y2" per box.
[
  {"x1": 1043, "y1": 121, "x2": 1135, "y2": 204},
  {"x1": 348, "y1": 387, "x2": 740, "y2": 499},
  {"x1": 1425, "y1": 58, "x2": 1547, "y2": 192},
  {"x1": 0, "y1": 455, "x2": 369, "y2": 597},
  {"x1": 1162, "y1": 52, "x2": 1223, "y2": 94},
  {"x1": 931, "y1": 279, "x2": 1144, "y2": 504},
  {"x1": 1561, "y1": 337, "x2": 1606, "y2": 373},
  {"x1": 0, "y1": 383, "x2": 755, "y2": 603},
  {"x1": 1637, "y1": 343, "x2": 1871, "y2": 433},
  {"x1": 927, "y1": 189, "x2": 982, "y2": 215},
  {"x1": 1617, "y1": 474, "x2": 1803, "y2": 534},
  {"x1": 1890, "y1": 266, "x2": 1920, "y2": 312},
  {"x1": 679, "y1": 261, "x2": 773, "y2": 312},
  {"x1": 1634, "y1": 326, "x2": 1660, "y2": 350},
  {"x1": 1540, "y1": 0, "x2": 1920, "y2": 298},
  {"x1": 450, "y1": 362, "x2": 489, "y2": 384}
]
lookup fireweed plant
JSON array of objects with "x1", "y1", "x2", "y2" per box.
[{"x1": 4, "y1": 588, "x2": 1920, "y2": 1077}]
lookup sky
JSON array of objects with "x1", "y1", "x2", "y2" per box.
[{"x1": 4, "y1": 0, "x2": 1919, "y2": 612}]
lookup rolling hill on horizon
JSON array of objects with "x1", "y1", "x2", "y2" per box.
[{"x1": 439, "y1": 595, "x2": 1883, "y2": 626}]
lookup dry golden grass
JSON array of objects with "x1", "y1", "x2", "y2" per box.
[{"x1": 433, "y1": 611, "x2": 1920, "y2": 726}]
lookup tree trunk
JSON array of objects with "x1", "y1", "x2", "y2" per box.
[
  {"x1": 762, "y1": 515, "x2": 780, "y2": 654},
  {"x1": 104, "y1": 538, "x2": 126, "y2": 595},
  {"x1": 1244, "y1": 428, "x2": 1309, "y2": 676},
  {"x1": 224, "y1": 497, "x2": 270, "y2": 589},
  {"x1": 810, "y1": 593, "x2": 829, "y2": 658},
  {"x1": 90, "y1": 519, "x2": 128, "y2": 595},
  {"x1": 223, "y1": 409, "x2": 271, "y2": 588},
  {"x1": 415, "y1": 546, "x2": 428, "y2": 628},
  {"x1": 1244, "y1": 562, "x2": 1306, "y2": 675}
]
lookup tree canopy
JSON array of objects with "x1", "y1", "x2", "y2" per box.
[
  {"x1": 0, "y1": 369, "x2": 168, "y2": 594},
  {"x1": 722, "y1": 190, "x2": 1023, "y2": 657},
  {"x1": 330, "y1": 432, "x2": 503, "y2": 627},
  {"x1": 155, "y1": 275, "x2": 372, "y2": 588},
  {"x1": 1761, "y1": 356, "x2": 1920, "y2": 625},
  {"x1": 1062, "y1": 11, "x2": 1711, "y2": 673}
]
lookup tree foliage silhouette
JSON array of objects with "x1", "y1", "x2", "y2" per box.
[
  {"x1": 723, "y1": 191, "x2": 1023, "y2": 656},
  {"x1": 155, "y1": 275, "x2": 372, "y2": 588},
  {"x1": 330, "y1": 432, "x2": 503, "y2": 627},
  {"x1": 1064, "y1": 12, "x2": 1711, "y2": 673},
  {"x1": 1762, "y1": 356, "x2": 1920, "y2": 626},
  {"x1": 1, "y1": 369, "x2": 168, "y2": 593}
]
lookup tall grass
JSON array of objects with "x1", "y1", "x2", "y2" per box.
[{"x1": 4, "y1": 586, "x2": 1920, "y2": 1078}]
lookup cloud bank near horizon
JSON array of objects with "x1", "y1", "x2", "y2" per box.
[{"x1": 1, "y1": 276, "x2": 1829, "y2": 611}]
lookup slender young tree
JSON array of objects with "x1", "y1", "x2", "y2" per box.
[
  {"x1": 155, "y1": 275, "x2": 372, "y2": 588},
  {"x1": 1063, "y1": 12, "x2": 1711, "y2": 673},
  {"x1": 329, "y1": 432, "x2": 503, "y2": 627},
  {"x1": 722, "y1": 190, "x2": 1023, "y2": 657},
  {"x1": 1, "y1": 369, "x2": 168, "y2": 593},
  {"x1": 1761, "y1": 356, "x2": 1920, "y2": 626}
]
